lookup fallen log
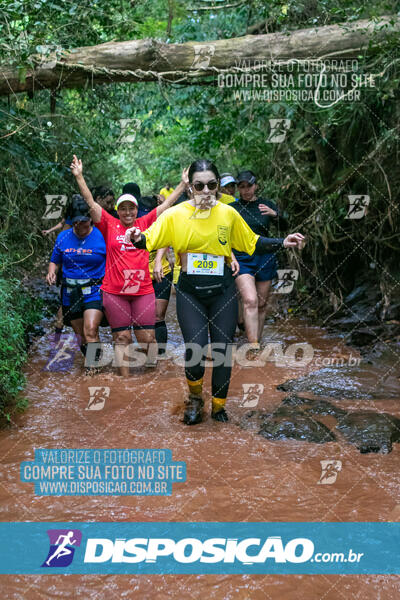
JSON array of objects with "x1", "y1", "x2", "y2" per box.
[{"x1": 0, "y1": 16, "x2": 398, "y2": 96}]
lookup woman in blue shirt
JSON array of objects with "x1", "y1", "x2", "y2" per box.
[{"x1": 46, "y1": 197, "x2": 106, "y2": 359}]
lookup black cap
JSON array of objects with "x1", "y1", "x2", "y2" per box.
[
  {"x1": 71, "y1": 213, "x2": 90, "y2": 224},
  {"x1": 236, "y1": 170, "x2": 256, "y2": 185},
  {"x1": 122, "y1": 182, "x2": 141, "y2": 199}
]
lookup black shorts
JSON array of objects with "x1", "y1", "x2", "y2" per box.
[
  {"x1": 152, "y1": 270, "x2": 173, "y2": 301},
  {"x1": 62, "y1": 300, "x2": 104, "y2": 326}
]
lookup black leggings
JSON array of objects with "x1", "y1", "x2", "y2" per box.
[{"x1": 176, "y1": 279, "x2": 238, "y2": 399}]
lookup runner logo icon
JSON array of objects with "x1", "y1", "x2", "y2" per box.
[
  {"x1": 86, "y1": 386, "x2": 110, "y2": 411},
  {"x1": 240, "y1": 383, "x2": 264, "y2": 408},
  {"x1": 266, "y1": 119, "x2": 292, "y2": 143},
  {"x1": 41, "y1": 529, "x2": 82, "y2": 567},
  {"x1": 317, "y1": 460, "x2": 342, "y2": 485},
  {"x1": 43, "y1": 194, "x2": 68, "y2": 220},
  {"x1": 346, "y1": 195, "x2": 369, "y2": 219},
  {"x1": 191, "y1": 45, "x2": 215, "y2": 69},
  {"x1": 273, "y1": 269, "x2": 299, "y2": 294}
]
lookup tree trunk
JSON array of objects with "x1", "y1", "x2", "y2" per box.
[{"x1": 0, "y1": 16, "x2": 398, "y2": 96}]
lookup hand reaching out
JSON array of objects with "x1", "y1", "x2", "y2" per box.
[
  {"x1": 124, "y1": 227, "x2": 142, "y2": 245},
  {"x1": 283, "y1": 233, "x2": 305, "y2": 249},
  {"x1": 70, "y1": 155, "x2": 82, "y2": 177},
  {"x1": 258, "y1": 204, "x2": 277, "y2": 217}
]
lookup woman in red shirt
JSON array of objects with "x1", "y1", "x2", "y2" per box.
[{"x1": 70, "y1": 155, "x2": 186, "y2": 376}]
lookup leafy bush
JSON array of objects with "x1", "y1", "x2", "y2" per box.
[{"x1": 0, "y1": 278, "x2": 43, "y2": 422}]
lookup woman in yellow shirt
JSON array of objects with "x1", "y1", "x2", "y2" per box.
[
  {"x1": 159, "y1": 183, "x2": 174, "y2": 200},
  {"x1": 126, "y1": 160, "x2": 305, "y2": 425}
]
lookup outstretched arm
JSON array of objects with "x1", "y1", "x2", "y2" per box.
[
  {"x1": 42, "y1": 220, "x2": 64, "y2": 236},
  {"x1": 70, "y1": 155, "x2": 102, "y2": 223},
  {"x1": 155, "y1": 168, "x2": 189, "y2": 218},
  {"x1": 254, "y1": 232, "x2": 305, "y2": 254},
  {"x1": 232, "y1": 210, "x2": 305, "y2": 254}
]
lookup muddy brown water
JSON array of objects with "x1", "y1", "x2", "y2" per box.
[{"x1": 1, "y1": 294, "x2": 400, "y2": 598}]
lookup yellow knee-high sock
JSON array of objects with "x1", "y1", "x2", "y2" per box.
[
  {"x1": 187, "y1": 377, "x2": 203, "y2": 396},
  {"x1": 212, "y1": 397, "x2": 226, "y2": 413}
]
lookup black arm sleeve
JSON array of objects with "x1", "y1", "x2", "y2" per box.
[
  {"x1": 134, "y1": 233, "x2": 147, "y2": 249},
  {"x1": 254, "y1": 236, "x2": 284, "y2": 254}
]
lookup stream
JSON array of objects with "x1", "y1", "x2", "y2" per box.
[{"x1": 1, "y1": 290, "x2": 399, "y2": 599}]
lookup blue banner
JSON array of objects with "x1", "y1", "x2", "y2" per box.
[
  {"x1": 0, "y1": 522, "x2": 399, "y2": 574},
  {"x1": 20, "y1": 449, "x2": 186, "y2": 496}
]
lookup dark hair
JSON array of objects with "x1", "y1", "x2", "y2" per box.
[
  {"x1": 122, "y1": 182, "x2": 141, "y2": 199},
  {"x1": 188, "y1": 159, "x2": 219, "y2": 183},
  {"x1": 70, "y1": 194, "x2": 90, "y2": 220},
  {"x1": 92, "y1": 186, "x2": 114, "y2": 200},
  {"x1": 65, "y1": 194, "x2": 87, "y2": 219}
]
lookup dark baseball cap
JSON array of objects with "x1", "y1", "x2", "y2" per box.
[
  {"x1": 71, "y1": 213, "x2": 90, "y2": 224},
  {"x1": 236, "y1": 170, "x2": 257, "y2": 185}
]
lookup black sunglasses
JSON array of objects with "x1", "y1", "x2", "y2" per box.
[{"x1": 192, "y1": 180, "x2": 218, "y2": 192}]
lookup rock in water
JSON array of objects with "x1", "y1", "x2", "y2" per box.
[
  {"x1": 241, "y1": 398, "x2": 400, "y2": 454},
  {"x1": 336, "y1": 412, "x2": 400, "y2": 454},
  {"x1": 277, "y1": 367, "x2": 371, "y2": 399},
  {"x1": 281, "y1": 395, "x2": 346, "y2": 418},
  {"x1": 258, "y1": 407, "x2": 336, "y2": 443}
]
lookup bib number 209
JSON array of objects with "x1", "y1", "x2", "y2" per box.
[{"x1": 187, "y1": 253, "x2": 224, "y2": 276}]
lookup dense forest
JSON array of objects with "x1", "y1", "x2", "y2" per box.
[{"x1": 1, "y1": 0, "x2": 399, "y2": 415}]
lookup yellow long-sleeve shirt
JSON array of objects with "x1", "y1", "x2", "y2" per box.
[{"x1": 142, "y1": 201, "x2": 259, "y2": 267}]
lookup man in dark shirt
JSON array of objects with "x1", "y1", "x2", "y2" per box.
[{"x1": 231, "y1": 170, "x2": 288, "y2": 346}]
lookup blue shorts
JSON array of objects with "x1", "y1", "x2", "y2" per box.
[
  {"x1": 61, "y1": 283, "x2": 102, "y2": 306},
  {"x1": 235, "y1": 252, "x2": 278, "y2": 281},
  {"x1": 61, "y1": 284, "x2": 103, "y2": 326}
]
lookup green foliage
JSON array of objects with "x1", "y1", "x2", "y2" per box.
[{"x1": 0, "y1": 277, "x2": 43, "y2": 422}]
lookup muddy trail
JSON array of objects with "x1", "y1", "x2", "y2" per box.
[{"x1": 1, "y1": 289, "x2": 400, "y2": 599}]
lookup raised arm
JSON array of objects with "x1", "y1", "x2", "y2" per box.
[
  {"x1": 156, "y1": 168, "x2": 189, "y2": 218},
  {"x1": 70, "y1": 155, "x2": 102, "y2": 223}
]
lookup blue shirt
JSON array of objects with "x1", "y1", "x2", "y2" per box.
[{"x1": 50, "y1": 227, "x2": 106, "y2": 280}]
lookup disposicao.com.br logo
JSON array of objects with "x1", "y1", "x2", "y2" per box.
[
  {"x1": 82, "y1": 536, "x2": 364, "y2": 567},
  {"x1": 84, "y1": 535, "x2": 314, "y2": 564}
]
